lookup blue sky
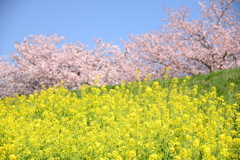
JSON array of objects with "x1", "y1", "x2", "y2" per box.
[{"x1": 1, "y1": 0, "x2": 239, "y2": 60}]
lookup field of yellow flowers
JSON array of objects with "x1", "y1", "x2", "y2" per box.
[{"x1": 1, "y1": 75, "x2": 240, "y2": 159}]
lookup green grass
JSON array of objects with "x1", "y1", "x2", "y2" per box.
[
  {"x1": 174, "y1": 67, "x2": 240, "y2": 104},
  {"x1": 70, "y1": 67, "x2": 240, "y2": 105}
]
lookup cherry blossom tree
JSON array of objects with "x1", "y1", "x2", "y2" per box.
[
  {"x1": 0, "y1": 34, "x2": 151, "y2": 98},
  {"x1": 0, "y1": 56, "x2": 21, "y2": 98},
  {"x1": 122, "y1": 0, "x2": 240, "y2": 77},
  {"x1": 8, "y1": 34, "x2": 115, "y2": 92}
]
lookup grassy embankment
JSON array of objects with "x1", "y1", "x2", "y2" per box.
[{"x1": 71, "y1": 67, "x2": 240, "y2": 105}]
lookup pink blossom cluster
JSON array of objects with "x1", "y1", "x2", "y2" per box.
[{"x1": 0, "y1": 0, "x2": 239, "y2": 98}]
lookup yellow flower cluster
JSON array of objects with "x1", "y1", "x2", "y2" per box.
[{"x1": 0, "y1": 77, "x2": 239, "y2": 159}]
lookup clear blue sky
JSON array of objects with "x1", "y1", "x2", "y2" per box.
[{"x1": 1, "y1": 0, "x2": 239, "y2": 59}]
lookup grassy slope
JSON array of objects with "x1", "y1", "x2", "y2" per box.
[
  {"x1": 174, "y1": 67, "x2": 240, "y2": 104},
  {"x1": 71, "y1": 67, "x2": 240, "y2": 104},
  {"x1": 1, "y1": 68, "x2": 239, "y2": 103}
]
